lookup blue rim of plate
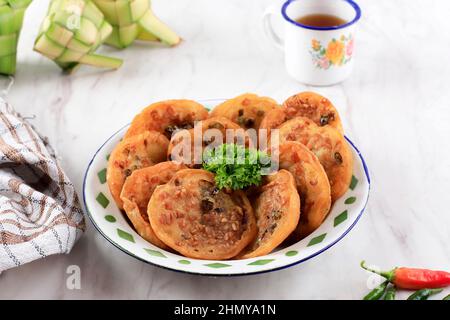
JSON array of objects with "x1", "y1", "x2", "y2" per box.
[
  {"x1": 282, "y1": 0, "x2": 362, "y2": 31},
  {"x1": 82, "y1": 123, "x2": 370, "y2": 277}
]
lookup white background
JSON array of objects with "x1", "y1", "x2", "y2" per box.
[{"x1": 0, "y1": 0, "x2": 449, "y2": 299}]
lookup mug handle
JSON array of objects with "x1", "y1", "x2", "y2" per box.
[{"x1": 262, "y1": 4, "x2": 284, "y2": 51}]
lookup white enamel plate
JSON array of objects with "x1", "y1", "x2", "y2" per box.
[{"x1": 83, "y1": 99, "x2": 370, "y2": 276}]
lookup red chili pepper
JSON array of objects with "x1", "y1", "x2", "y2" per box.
[{"x1": 360, "y1": 261, "x2": 450, "y2": 290}]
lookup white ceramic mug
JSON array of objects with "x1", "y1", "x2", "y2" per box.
[{"x1": 263, "y1": 0, "x2": 361, "y2": 86}]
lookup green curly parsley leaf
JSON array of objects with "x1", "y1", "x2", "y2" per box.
[{"x1": 202, "y1": 144, "x2": 271, "y2": 190}]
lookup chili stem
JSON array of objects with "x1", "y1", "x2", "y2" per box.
[{"x1": 360, "y1": 260, "x2": 394, "y2": 281}]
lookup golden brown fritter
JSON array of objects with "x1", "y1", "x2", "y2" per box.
[
  {"x1": 167, "y1": 117, "x2": 246, "y2": 167},
  {"x1": 278, "y1": 117, "x2": 353, "y2": 202},
  {"x1": 107, "y1": 130, "x2": 169, "y2": 209},
  {"x1": 120, "y1": 162, "x2": 186, "y2": 248},
  {"x1": 124, "y1": 100, "x2": 209, "y2": 139},
  {"x1": 238, "y1": 170, "x2": 300, "y2": 259},
  {"x1": 278, "y1": 142, "x2": 331, "y2": 239},
  {"x1": 210, "y1": 93, "x2": 278, "y2": 131},
  {"x1": 148, "y1": 169, "x2": 257, "y2": 260},
  {"x1": 259, "y1": 107, "x2": 288, "y2": 134},
  {"x1": 283, "y1": 92, "x2": 344, "y2": 133}
]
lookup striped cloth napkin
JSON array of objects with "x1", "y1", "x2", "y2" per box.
[{"x1": 0, "y1": 97, "x2": 85, "y2": 272}]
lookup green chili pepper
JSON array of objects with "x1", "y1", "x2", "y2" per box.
[
  {"x1": 407, "y1": 288, "x2": 443, "y2": 300},
  {"x1": 383, "y1": 285, "x2": 396, "y2": 300},
  {"x1": 443, "y1": 294, "x2": 450, "y2": 300},
  {"x1": 363, "y1": 280, "x2": 389, "y2": 300}
]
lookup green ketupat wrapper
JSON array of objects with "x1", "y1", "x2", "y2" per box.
[
  {"x1": 34, "y1": 0, "x2": 123, "y2": 72},
  {"x1": 92, "y1": 0, "x2": 180, "y2": 49},
  {"x1": 0, "y1": 0, "x2": 32, "y2": 75}
]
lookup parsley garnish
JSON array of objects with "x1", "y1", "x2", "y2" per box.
[{"x1": 202, "y1": 144, "x2": 271, "y2": 190}]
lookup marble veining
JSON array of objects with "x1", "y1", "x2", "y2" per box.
[{"x1": 0, "y1": 0, "x2": 449, "y2": 299}]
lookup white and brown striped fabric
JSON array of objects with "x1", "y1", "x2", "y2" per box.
[{"x1": 0, "y1": 98, "x2": 85, "y2": 272}]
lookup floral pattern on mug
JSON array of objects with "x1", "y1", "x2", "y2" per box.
[{"x1": 310, "y1": 34, "x2": 354, "y2": 69}]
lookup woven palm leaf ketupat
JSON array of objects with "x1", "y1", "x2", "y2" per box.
[
  {"x1": 34, "y1": 0, "x2": 123, "y2": 72},
  {"x1": 0, "y1": 0, "x2": 32, "y2": 75},
  {"x1": 92, "y1": 0, "x2": 180, "y2": 49}
]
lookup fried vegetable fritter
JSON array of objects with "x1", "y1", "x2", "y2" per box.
[
  {"x1": 120, "y1": 161, "x2": 186, "y2": 248},
  {"x1": 124, "y1": 100, "x2": 209, "y2": 139},
  {"x1": 238, "y1": 170, "x2": 300, "y2": 259},
  {"x1": 283, "y1": 92, "x2": 344, "y2": 133},
  {"x1": 148, "y1": 169, "x2": 257, "y2": 260},
  {"x1": 107, "y1": 130, "x2": 169, "y2": 209},
  {"x1": 278, "y1": 142, "x2": 331, "y2": 239},
  {"x1": 278, "y1": 117, "x2": 353, "y2": 201},
  {"x1": 210, "y1": 93, "x2": 278, "y2": 131}
]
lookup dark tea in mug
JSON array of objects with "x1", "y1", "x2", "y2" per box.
[{"x1": 295, "y1": 14, "x2": 347, "y2": 27}]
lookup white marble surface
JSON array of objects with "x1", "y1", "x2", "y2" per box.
[{"x1": 0, "y1": 0, "x2": 449, "y2": 300}]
